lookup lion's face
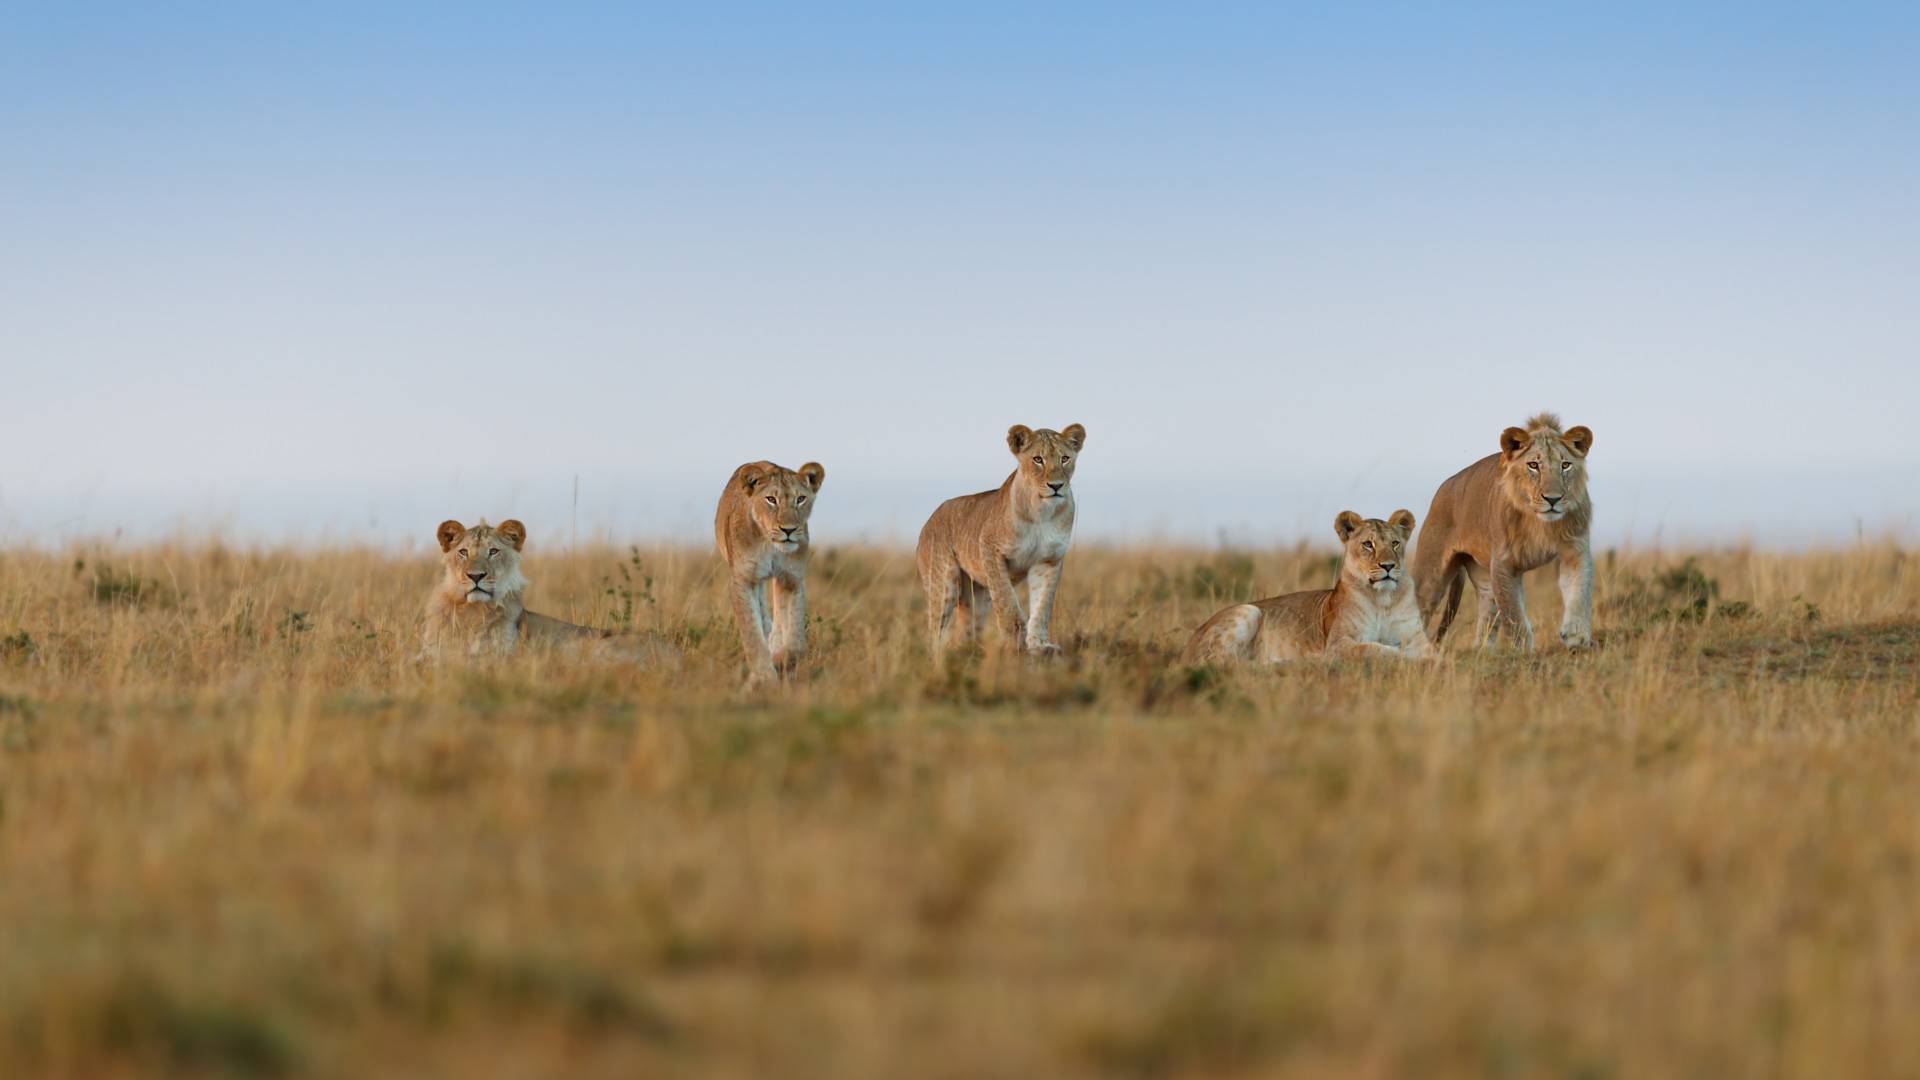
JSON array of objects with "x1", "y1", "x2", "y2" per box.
[
  {"x1": 740, "y1": 463, "x2": 825, "y2": 552},
  {"x1": 435, "y1": 519, "x2": 529, "y2": 606},
  {"x1": 1499, "y1": 415, "x2": 1594, "y2": 522},
  {"x1": 1335, "y1": 509, "x2": 1415, "y2": 592},
  {"x1": 1007, "y1": 423, "x2": 1087, "y2": 501}
]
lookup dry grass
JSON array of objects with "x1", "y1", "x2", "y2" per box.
[{"x1": 1, "y1": 538, "x2": 1917, "y2": 1078}]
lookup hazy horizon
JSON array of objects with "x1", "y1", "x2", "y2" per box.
[
  {"x1": 5, "y1": 459, "x2": 1908, "y2": 553},
  {"x1": 8, "y1": 3, "x2": 1917, "y2": 550}
]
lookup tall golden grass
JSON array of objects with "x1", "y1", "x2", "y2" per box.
[{"x1": 1, "y1": 538, "x2": 1916, "y2": 1077}]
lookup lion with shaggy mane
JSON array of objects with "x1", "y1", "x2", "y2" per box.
[{"x1": 1413, "y1": 412, "x2": 1596, "y2": 650}]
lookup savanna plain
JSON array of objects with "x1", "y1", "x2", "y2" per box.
[{"x1": 2, "y1": 537, "x2": 1918, "y2": 1079}]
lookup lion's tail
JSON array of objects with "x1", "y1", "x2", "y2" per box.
[{"x1": 1427, "y1": 566, "x2": 1466, "y2": 644}]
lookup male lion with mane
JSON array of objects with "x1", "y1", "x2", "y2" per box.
[
  {"x1": 714, "y1": 459, "x2": 825, "y2": 688},
  {"x1": 1184, "y1": 510, "x2": 1434, "y2": 665},
  {"x1": 917, "y1": 423, "x2": 1085, "y2": 657},
  {"x1": 1412, "y1": 412, "x2": 1596, "y2": 650},
  {"x1": 419, "y1": 519, "x2": 679, "y2": 665}
]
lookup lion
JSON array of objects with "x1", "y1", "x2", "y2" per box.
[
  {"x1": 1183, "y1": 510, "x2": 1435, "y2": 665},
  {"x1": 714, "y1": 460, "x2": 825, "y2": 687},
  {"x1": 1412, "y1": 412, "x2": 1595, "y2": 650},
  {"x1": 916, "y1": 423, "x2": 1085, "y2": 656},
  {"x1": 419, "y1": 518, "x2": 679, "y2": 666}
]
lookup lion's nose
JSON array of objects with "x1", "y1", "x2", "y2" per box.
[
  {"x1": 1544, "y1": 495, "x2": 1562, "y2": 508},
  {"x1": 780, "y1": 526, "x2": 798, "y2": 538},
  {"x1": 467, "y1": 571, "x2": 487, "y2": 584},
  {"x1": 1047, "y1": 482, "x2": 1064, "y2": 494},
  {"x1": 1378, "y1": 562, "x2": 1396, "y2": 572}
]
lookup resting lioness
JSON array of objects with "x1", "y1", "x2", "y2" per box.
[
  {"x1": 1413, "y1": 412, "x2": 1595, "y2": 650},
  {"x1": 917, "y1": 423, "x2": 1085, "y2": 656},
  {"x1": 1183, "y1": 510, "x2": 1434, "y2": 665},
  {"x1": 419, "y1": 519, "x2": 678, "y2": 666},
  {"x1": 714, "y1": 460, "x2": 825, "y2": 687}
]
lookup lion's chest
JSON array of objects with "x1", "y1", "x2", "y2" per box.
[
  {"x1": 443, "y1": 600, "x2": 519, "y2": 657},
  {"x1": 1006, "y1": 511, "x2": 1074, "y2": 575},
  {"x1": 1331, "y1": 589, "x2": 1423, "y2": 648},
  {"x1": 753, "y1": 545, "x2": 808, "y2": 584},
  {"x1": 1498, "y1": 520, "x2": 1572, "y2": 575}
]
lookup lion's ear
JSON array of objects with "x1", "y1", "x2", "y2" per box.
[
  {"x1": 1007, "y1": 425, "x2": 1033, "y2": 454},
  {"x1": 738, "y1": 464, "x2": 768, "y2": 493},
  {"x1": 1564, "y1": 426, "x2": 1593, "y2": 457},
  {"x1": 798, "y1": 462, "x2": 825, "y2": 491},
  {"x1": 1061, "y1": 423, "x2": 1086, "y2": 451},
  {"x1": 1334, "y1": 511, "x2": 1364, "y2": 542},
  {"x1": 436, "y1": 520, "x2": 466, "y2": 552},
  {"x1": 1500, "y1": 426, "x2": 1530, "y2": 459},
  {"x1": 496, "y1": 519, "x2": 527, "y2": 551},
  {"x1": 1388, "y1": 509, "x2": 1415, "y2": 534}
]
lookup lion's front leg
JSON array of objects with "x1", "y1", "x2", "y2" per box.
[
  {"x1": 768, "y1": 575, "x2": 807, "y2": 672},
  {"x1": 982, "y1": 558, "x2": 1028, "y2": 651},
  {"x1": 731, "y1": 575, "x2": 778, "y2": 686},
  {"x1": 1556, "y1": 542, "x2": 1595, "y2": 649},
  {"x1": 1393, "y1": 615, "x2": 1439, "y2": 662},
  {"x1": 1023, "y1": 560, "x2": 1065, "y2": 656},
  {"x1": 1490, "y1": 562, "x2": 1534, "y2": 650},
  {"x1": 1326, "y1": 637, "x2": 1404, "y2": 661}
]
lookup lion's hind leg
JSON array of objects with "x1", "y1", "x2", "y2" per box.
[
  {"x1": 1183, "y1": 604, "x2": 1263, "y2": 666},
  {"x1": 1428, "y1": 558, "x2": 1468, "y2": 644},
  {"x1": 960, "y1": 576, "x2": 992, "y2": 642},
  {"x1": 923, "y1": 560, "x2": 965, "y2": 656}
]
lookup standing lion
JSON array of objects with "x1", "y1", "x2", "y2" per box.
[
  {"x1": 916, "y1": 423, "x2": 1085, "y2": 657},
  {"x1": 1412, "y1": 412, "x2": 1596, "y2": 650},
  {"x1": 714, "y1": 460, "x2": 825, "y2": 687}
]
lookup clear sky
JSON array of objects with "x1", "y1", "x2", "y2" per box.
[{"x1": 6, "y1": 3, "x2": 1917, "y2": 549}]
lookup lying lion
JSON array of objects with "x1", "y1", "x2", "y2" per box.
[
  {"x1": 1183, "y1": 510, "x2": 1435, "y2": 665},
  {"x1": 418, "y1": 518, "x2": 679, "y2": 666}
]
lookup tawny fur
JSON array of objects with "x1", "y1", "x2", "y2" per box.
[
  {"x1": 1184, "y1": 510, "x2": 1435, "y2": 665},
  {"x1": 916, "y1": 423, "x2": 1086, "y2": 656},
  {"x1": 1412, "y1": 412, "x2": 1596, "y2": 650},
  {"x1": 714, "y1": 460, "x2": 825, "y2": 687},
  {"x1": 419, "y1": 519, "x2": 679, "y2": 666}
]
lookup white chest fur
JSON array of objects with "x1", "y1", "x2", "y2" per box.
[
  {"x1": 754, "y1": 544, "x2": 807, "y2": 583},
  {"x1": 1352, "y1": 587, "x2": 1423, "y2": 646},
  {"x1": 1008, "y1": 501, "x2": 1074, "y2": 571}
]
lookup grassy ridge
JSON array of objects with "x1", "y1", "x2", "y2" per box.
[{"x1": 1, "y1": 541, "x2": 1916, "y2": 1078}]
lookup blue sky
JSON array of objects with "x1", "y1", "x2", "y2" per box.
[{"x1": 5, "y1": 4, "x2": 1917, "y2": 547}]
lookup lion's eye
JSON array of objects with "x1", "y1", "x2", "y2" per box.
[
  {"x1": 457, "y1": 549, "x2": 468, "y2": 559},
  {"x1": 1393, "y1": 541, "x2": 1402, "y2": 551},
  {"x1": 1527, "y1": 461, "x2": 1540, "y2": 472},
  {"x1": 1561, "y1": 461, "x2": 1572, "y2": 472},
  {"x1": 1032, "y1": 456, "x2": 1044, "y2": 466},
  {"x1": 764, "y1": 495, "x2": 776, "y2": 506},
  {"x1": 1362, "y1": 540, "x2": 1374, "y2": 552},
  {"x1": 795, "y1": 496, "x2": 806, "y2": 506},
  {"x1": 488, "y1": 548, "x2": 498, "y2": 557},
  {"x1": 1060, "y1": 457, "x2": 1070, "y2": 465}
]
